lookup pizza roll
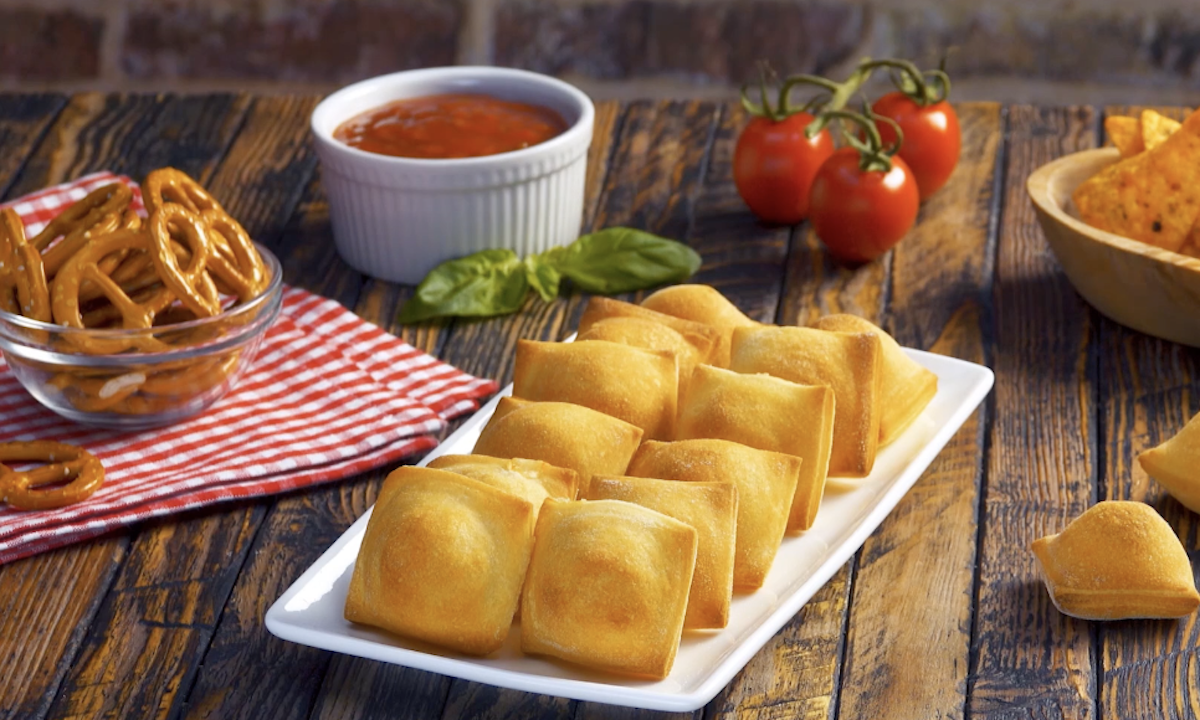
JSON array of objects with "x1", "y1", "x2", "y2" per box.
[
  {"x1": 344, "y1": 466, "x2": 537, "y2": 655},
  {"x1": 426, "y1": 454, "x2": 578, "y2": 513},
  {"x1": 588, "y1": 475, "x2": 738, "y2": 629},
  {"x1": 678, "y1": 364, "x2": 833, "y2": 533},
  {"x1": 813, "y1": 314, "x2": 937, "y2": 446},
  {"x1": 640, "y1": 284, "x2": 759, "y2": 367},
  {"x1": 730, "y1": 325, "x2": 882, "y2": 477},
  {"x1": 512, "y1": 339, "x2": 679, "y2": 441},
  {"x1": 1138, "y1": 410, "x2": 1200, "y2": 514},
  {"x1": 577, "y1": 315, "x2": 709, "y2": 396},
  {"x1": 627, "y1": 438, "x2": 800, "y2": 591},
  {"x1": 1031, "y1": 501, "x2": 1200, "y2": 620},
  {"x1": 578, "y1": 296, "x2": 720, "y2": 365},
  {"x1": 473, "y1": 397, "x2": 643, "y2": 493},
  {"x1": 521, "y1": 498, "x2": 697, "y2": 679}
]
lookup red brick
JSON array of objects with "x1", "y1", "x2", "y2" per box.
[
  {"x1": 0, "y1": 9, "x2": 102, "y2": 82},
  {"x1": 647, "y1": 2, "x2": 866, "y2": 84},
  {"x1": 495, "y1": 0, "x2": 863, "y2": 86},
  {"x1": 121, "y1": 0, "x2": 462, "y2": 83},
  {"x1": 495, "y1": 1, "x2": 651, "y2": 80}
]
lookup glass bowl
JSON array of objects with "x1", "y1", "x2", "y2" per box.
[{"x1": 0, "y1": 244, "x2": 283, "y2": 429}]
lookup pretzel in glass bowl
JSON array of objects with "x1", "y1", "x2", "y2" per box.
[{"x1": 0, "y1": 169, "x2": 283, "y2": 429}]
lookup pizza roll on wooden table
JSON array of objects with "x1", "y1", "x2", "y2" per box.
[
  {"x1": 812, "y1": 314, "x2": 937, "y2": 446},
  {"x1": 628, "y1": 438, "x2": 801, "y2": 591},
  {"x1": 578, "y1": 296, "x2": 720, "y2": 363},
  {"x1": 1138, "y1": 409, "x2": 1200, "y2": 514},
  {"x1": 677, "y1": 364, "x2": 834, "y2": 533},
  {"x1": 640, "y1": 284, "x2": 759, "y2": 367},
  {"x1": 588, "y1": 475, "x2": 738, "y2": 629},
  {"x1": 512, "y1": 339, "x2": 679, "y2": 440},
  {"x1": 1031, "y1": 501, "x2": 1200, "y2": 620},
  {"x1": 426, "y1": 454, "x2": 579, "y2": 511},
  {"x1": 576, "y1": 315, "x2": 711, "y2": 396},
  {"x1": 344, "y1": 466, "x2": 537, "y2": 655},
  {"x1": 520, "y1": 498, "x2": 698, "y2": 679},
  {"x1": 473, "y1": 397, "x2": 643, "y2": 492},
  {"x1": 730, "y1": 325, "x2": 882, "y2": 478}
]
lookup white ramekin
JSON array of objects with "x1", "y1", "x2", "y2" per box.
[{"x1": 311, "y1": 66, "x2": 595, "y2": 285}]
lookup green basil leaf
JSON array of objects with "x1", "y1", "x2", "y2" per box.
[
  {"x1": 551, "y1": 227, "x2": 702, "y2": 294},
  {"x1": 398, "y1": 248, "x2": 530, "y2": 323},
  {"x1": 524, "y1": 255, "x2": 562, "y2": 303}
]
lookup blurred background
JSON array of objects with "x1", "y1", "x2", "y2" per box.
[{"x1": 2, "y1": 0, "x2": 1198, "y2": 105}]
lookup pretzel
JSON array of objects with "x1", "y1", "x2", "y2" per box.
[
  {"x1": 201, "y1": 209, "x2": 268, "y2": 302},
  {"x1": 143, "y1": 168, "x2": 224, "y2": 216},
  {"x1": 29, "y1": 183, "x2": 131, "y2": 253},
  {"x1": 147, "y1": 205, "x2": 222, "y2": 319},
  {"x1": 47, "y1": 371, "x2": 144, "y2": 412},
  {"x1": 42, "y1": 207, "x2": 125, "y2": 279},
  {"x1": 0, "y1": 441, "x2": 104, "y2": 511},
  {"x1": 0, "y1": 208, "x2": 51, "y2": 322}
]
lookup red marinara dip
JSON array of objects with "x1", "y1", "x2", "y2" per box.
[{"x1": 333, "y1": 93, "x2": 569, "y2": 159}]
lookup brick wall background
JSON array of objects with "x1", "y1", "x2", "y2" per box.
[{"x1": 2, "y1": 0, "x2": 1199, "y2": 104}]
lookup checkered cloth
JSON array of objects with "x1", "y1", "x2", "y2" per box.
[{"x1": 0, "y1": 172, "x2": 497, "y2": 565}]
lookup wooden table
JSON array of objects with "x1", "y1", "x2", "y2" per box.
[{"x1": 1, "y1": 95, "x2": 1197, "y2": 720}]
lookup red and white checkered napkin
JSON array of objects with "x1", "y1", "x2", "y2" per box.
[{"x1": 0, "y1": 172, "x2": 498, "y2": 566}]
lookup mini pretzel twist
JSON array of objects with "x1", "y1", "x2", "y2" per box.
[
  {"x1": 0, "y1": 441, "x2": 105, "y2": 511},
  {"x1": 147, "y1": 204, "x2": 222, "y2": 318},
  {"x1": 0, "y1": 208, "x2": 51, "y2": 322},
  {"x1": 30, "y1": 183, "x2": 132, "y2": 253}
]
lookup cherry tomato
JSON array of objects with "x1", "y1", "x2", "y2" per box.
[
  {"x1": 871, "y1": 92, "x2": 960, "y2": 200},
  {"x1": 733, "y1": 112, "x2": 835, "y2": 225},
  {"x1": 808, "y1": 148, "x2": 920, "y2": 263}
]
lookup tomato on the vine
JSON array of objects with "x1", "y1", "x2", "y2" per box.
[
  {"x1": 872, "y1": 92, "x2": 960, "y2": 199},
  {"x1": 734, "y1": 112, "x2": 835, "y2": 225},
  {"x1": 806, "y1": 108, "x2": 919, "y2": 263},
  {"x1": 809, "y1": 149, "x2": 919, "y2": 263}
]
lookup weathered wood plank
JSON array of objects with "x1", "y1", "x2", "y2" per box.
[
  {"x1": 0, "y1": 93, "x2": 67, "y2": 196},
  {"x1": 0, "y1": 92, "x2": 252, "y2": 720},
  {"x1": 37, "y1": 95, "x2": 333, "y2": 720},
  {"x1": 836, "y1": 103, "x2": 1002, "y2": 720},
  {"x1": 1096, "y1": 104, "x2": 1200, "y2": 720},
  {"x1": 707, "y1": 114, "x2": 893, "y2": 720},
  {"x1": 221, "y1": 102, "x2": 625, "y2": 720},
  {"x1": 967, "y1": 105, "x2": 1099, "y2": 720},
  {"x1": 424, "y1": 99, "x2": 720, "y2": 720}
]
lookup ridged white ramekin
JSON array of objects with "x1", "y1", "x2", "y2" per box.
[{"x1": 311, "y1": 66, "x2": 595, "y2": 285}]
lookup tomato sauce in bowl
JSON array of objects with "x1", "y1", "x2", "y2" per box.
[{"x1": 333, "y1": 93, "x2": 569, "y2": 160}]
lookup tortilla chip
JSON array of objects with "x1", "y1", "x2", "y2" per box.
[
  {"x1": 1105, "y1": 116, "x2": 1143, "y2": 158},
  {"x1": 1074, "y1": 109, "x2": 1200, "y2": 253},
  {"x1": 1141, "y1": 109, "x2": 1182, "y2": 152}
]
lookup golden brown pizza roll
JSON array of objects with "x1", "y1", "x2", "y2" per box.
[
  {"x1": 678, "y1": 364, "x2": 833, "y2": 533},
  {"x1": 520, "y1": 498, "x2": 697, "y2": 679},
  {"x1": 344, "y1": 466, "x2": 537, "y2": 655},
  {"x1": 578, "y1": 296, "x2": 721, "y2": 365},
  {"x1": 512, "y1": 339, "x2": 679, "y2": 441},
  {"x1": 730, "y1": 325, "x2": 882, "y2": 478},
  {"x1": 576, "y1": 315, "x2": 710, "y2": 396},
  {"x1": 627, "y1": 438, "x2": 800, "y2": 591},
  {"x1": 588, "y1": 475, "x2": 738, "y2": 629},
  {"x1": 426, "y1": 454, "x2": 578, "y2": 514},
  {"x1": 473, "y1": 397, "x2": 643, "y2": 494},
  {"x1": 1031, "y1": 501, "x2": 1200, "y2": 620},
  {"x1": 812, "y1": 314, "x2": 937, "y2": 446},
  {"x1": 640, "y1": 284, "x2": 759, "y2": 367},
  {"x1": 1138, "y1": 410, "x2": 1200, "y2": 514}
]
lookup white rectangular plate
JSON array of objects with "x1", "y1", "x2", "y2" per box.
[{"x1": 266, "y1": 348, "x2": 993, "y2": 712}]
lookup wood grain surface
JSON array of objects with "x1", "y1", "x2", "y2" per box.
[{"x1": 2, "y1": 95, "x2": 1200, "y2": 720}]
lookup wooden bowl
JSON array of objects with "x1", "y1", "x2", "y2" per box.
[{"x1": 1027, "y1": 147, "x2": 1200, "y2": 348}]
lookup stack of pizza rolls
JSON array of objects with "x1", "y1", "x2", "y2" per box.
[
  {"x1": 0, "y1": 169, "x2": 272, "y2": 415},
  {"x1": 345, "y1": 284, "x2": 940, "y2": 679}
]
